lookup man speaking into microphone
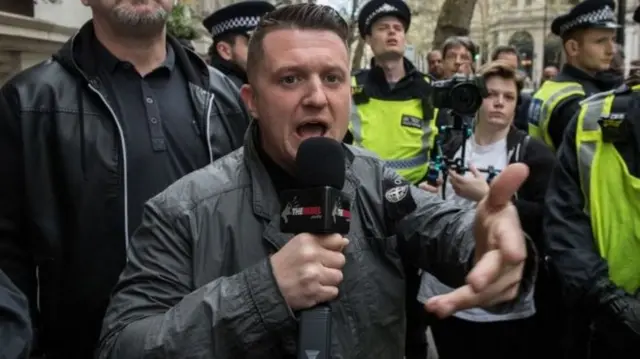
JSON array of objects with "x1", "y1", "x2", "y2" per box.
[{"x1": 98, "y1": 4, "x2": 536, "y2": 359}]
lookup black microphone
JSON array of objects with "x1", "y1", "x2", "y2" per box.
[{"x1": 279, "y1": 137, "x2": 351, "y2": 359}]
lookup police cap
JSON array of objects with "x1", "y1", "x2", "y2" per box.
[
  {"x1": 551, "y1": 0, "x2": 619, "y2": 37},
  {"x1": 202, "y1": 1, "x2": 275, "y2": 40},
  {"x1": 357, "y1": 0, "x2": 411, "y2": 38}
]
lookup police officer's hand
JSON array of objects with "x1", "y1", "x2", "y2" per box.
[
  {"x1": 426, "y1": 163, "x2": 529, "y2": 318},
  {"x1": 270, "y1": 233, "x2": 348, "y2": 310}
]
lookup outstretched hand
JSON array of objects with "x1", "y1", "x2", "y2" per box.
[{"x1": 425, "y1": 163, "x2": 530, "y2": 318}]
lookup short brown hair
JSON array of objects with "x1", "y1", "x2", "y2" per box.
[
  {"x1": 246, "y1": 3, "x2": 349, "y2": 83},
  {"x1": 442, "y1": 36, "x2": 477, "y2": 59},
  {"x1": 491, "y1": 45, "x2": 519, "y2": 62},
  {"x1": 478, "y1": 60, "x2": 523, "y2": 95}
]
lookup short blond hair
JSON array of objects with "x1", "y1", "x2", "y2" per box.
[{"x1": 478, "y1": 60, "x2": 524, "y2": 94}]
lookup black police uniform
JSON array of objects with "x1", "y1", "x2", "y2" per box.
[
  {"x1": 349, "y1": 2, "x2": 431, "y2": 359},
  {"x1": 542, "y1": 7, "x2": 640, "y2": 358},
  {"x1": 203, "y1": 1, "x2": 274, "y2": 88},
  {"x1": 528, "y1": 0, "x2": 622, "y2": 150}
]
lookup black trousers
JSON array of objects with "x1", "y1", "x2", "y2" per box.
[
  {"x1": 404, "y1": 266, "x2": 429, "y2": 359},
  {"x1": 431, "y1": 316, "x2": 537, "y2": 359}
]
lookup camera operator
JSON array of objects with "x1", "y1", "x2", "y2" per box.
[
  {"x1": 435, "y1": 36, "x2": 477, "y2": 131},
  {"x1": 418, "y1": 61, "x2": 556, "y2": 359},
  {"x1": 441, "y1": 36, "x2": 476, "y2": 79}
]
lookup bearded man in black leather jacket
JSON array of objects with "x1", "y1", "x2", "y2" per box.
[{"x1": 0, "y1": 1, "x2": 251, "y2": 358}]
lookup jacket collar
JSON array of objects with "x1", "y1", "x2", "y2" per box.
[
  {"x1": 368, "y1": 56, "x2": 420, "y2": 85},
  {"x1": 210, "y1": 54, "x2": 247, "y2": 84},
  {"x1": 53, "y1": 21, "x2": 211, "y2": 90}
]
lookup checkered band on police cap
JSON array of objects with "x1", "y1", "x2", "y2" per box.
[
  {"x1": 210, "y1": 16, "x2": 261, "y2": 38},
  {"x1": 365, "y1": 3, "x2": 399, "y2": 30},
  {"x1": 559, "y1": 5, "x2": 616, "y2": 35}
]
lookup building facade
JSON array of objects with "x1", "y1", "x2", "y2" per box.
[
  {"x1": 406, "y1": 0, "x2": 640, "y2": 82},
  {"x1": 0, "y1": 0, "x2": 285, "y2": 83},
  {"x1": 0, "y1": 0, "x2": 91, "y2": 83}
]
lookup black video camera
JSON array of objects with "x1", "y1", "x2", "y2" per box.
[{"x1": 431, "y1": 74, "x2": 488, "y2": 116}]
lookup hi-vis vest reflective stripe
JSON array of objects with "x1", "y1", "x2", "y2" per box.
[
  {"x1": 575, "y1": 87, "x2": 640, "y2": 294},
  {"x1": 349, "y1": 75, "x2": 438, "y2": 184},
  {"x1": 528, "y1": 80, "x2": 584, "y2": 151}
]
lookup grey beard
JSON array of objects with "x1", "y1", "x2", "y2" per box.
[{"x1": 111, "y1": 6, "x2": 168, "y2": 35}]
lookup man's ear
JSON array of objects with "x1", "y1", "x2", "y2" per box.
[
  {"x1": 564, "y1": 39, "x2": 579, "y2": 58},
  {"x1": 240, "y1": 84, "x2": 258, "y2": 118},
  {"x1": 216, "y1": 41, "x2": 233, "y2": 61}
]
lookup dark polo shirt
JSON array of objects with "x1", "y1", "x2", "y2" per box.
[{"x1": 94, "y1": 39, "x2": 209, "y2": 236}]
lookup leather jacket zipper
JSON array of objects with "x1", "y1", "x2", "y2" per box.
[
  {"x1": 87, "y1": 84, "x2": 131, "y2": 250},
  {"x1": 204, "y1": 93, "x2": 215, "y2": 163}
]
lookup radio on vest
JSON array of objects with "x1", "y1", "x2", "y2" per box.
[{"x1": 279, "y1": 137, "x2": 351, "y2": 359}]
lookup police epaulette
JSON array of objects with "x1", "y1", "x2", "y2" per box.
[
  {"x1": 580, "y1": 89, "x2": 615, "y2": 105},
  {"x1": 613, "y1": 84, "x2": 632, "y2": 95}
]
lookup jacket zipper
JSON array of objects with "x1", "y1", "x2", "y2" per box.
[
  {"x1": 204, "y1": 93, "x2": 215, "y2": 163},
  {"x1": 88, "y1": 84, "x2": 131, "y2": 250}
]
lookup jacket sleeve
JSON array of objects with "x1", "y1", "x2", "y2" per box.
[
  {"x1": 0, "y1": 84, "x2": 37, "y2": 318},
  {"x1": 0, "y1": 269, "x2": 32, "y2": 359},
  {"x1": 97, "y1": 194, "x2": 295, "y2": 359},
  {"x1": 547, "y1": 96, "x2": 582, "y2": 149},
  {"x1": 383, "y1": 167, "x2": 537, "y2": 307},
  {"x1": 543, "y1": 114, "x2": 640, "y2": 344},
  {"x1": 514, "y1": 137, "x2": 557, "y2": 245}
]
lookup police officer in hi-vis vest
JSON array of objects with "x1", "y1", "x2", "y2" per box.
[
  {"x1": 346, "y1": 0, "x2": 439, "y2": 186},
  {"x1": 528, "y1": 0, "x2": 621, "y2": 151},
  {"x1": 343, "y1": 1, "x2": 439, "y2": 358},
  {"x1": 544, "y1": 7, "x2": 640, "y2": 358}
]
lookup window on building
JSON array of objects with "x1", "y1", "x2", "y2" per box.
[
  {"x1": 0, "y1": 0, "x2": 33, "y2": 17},
  {"x1": 525, "y1": 0, "x2": 532, "y2": 6},
  {"x1": 511, "y1": 0, "x2": 518, "y2": 7}
]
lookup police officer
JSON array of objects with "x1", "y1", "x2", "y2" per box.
[
  {"x1": 544, "y1": 7, "x2": 640, "y2": 358},
  {"x1": 528, "y1": 0, "x2": 620, "y2": 151},
  {"x1": 203, "y1": 1, "x2": 274, "y2": 88},
  {"x1": 346, "y1": 1, "x2": 438, "y2": 358},
  {"x1": 347, "y1": 0, "x2": 438, "y2": 185}
]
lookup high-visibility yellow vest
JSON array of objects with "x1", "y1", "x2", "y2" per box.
[
  {"x1": 349, "y1": 75, "x2": 438, "y2": 184},
  {"x1": 528, "y1": 80, "x2": 585, "y2": 151},
  {"x1": 575, "y1": 86, "x2": 640, "y2": 294}
]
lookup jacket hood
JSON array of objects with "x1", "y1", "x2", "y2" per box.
[{"x1": 53, "y1": 21, "x2": 211, "y2": 89}]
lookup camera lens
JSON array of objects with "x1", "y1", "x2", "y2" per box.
[{"x1": 450, "y1": 83, "x2": 482, "y2": 115}]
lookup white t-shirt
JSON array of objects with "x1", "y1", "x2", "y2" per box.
[{"x1": 418, "y1": 135, "x2": 536, "y2": 322}]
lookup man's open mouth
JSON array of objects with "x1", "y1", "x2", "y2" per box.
[{"x1": 296, "y1": 121, "x2": 328, "y2": 138}]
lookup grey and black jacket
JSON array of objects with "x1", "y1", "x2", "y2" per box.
[{"x1": 98, "y1": 122, "x2": 535, "y2": 359}]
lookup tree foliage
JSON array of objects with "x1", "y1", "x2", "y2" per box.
[
  {"x1": 167, "y1": 3, "x2": 200, "y2": 41},
  {"x1": 431, "y1": 0, "x2": 479, "y2": 51}
]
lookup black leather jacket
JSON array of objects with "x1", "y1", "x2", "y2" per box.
[{"x1": 0, "y1": 22, "x2": 250, "y2": 358}]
